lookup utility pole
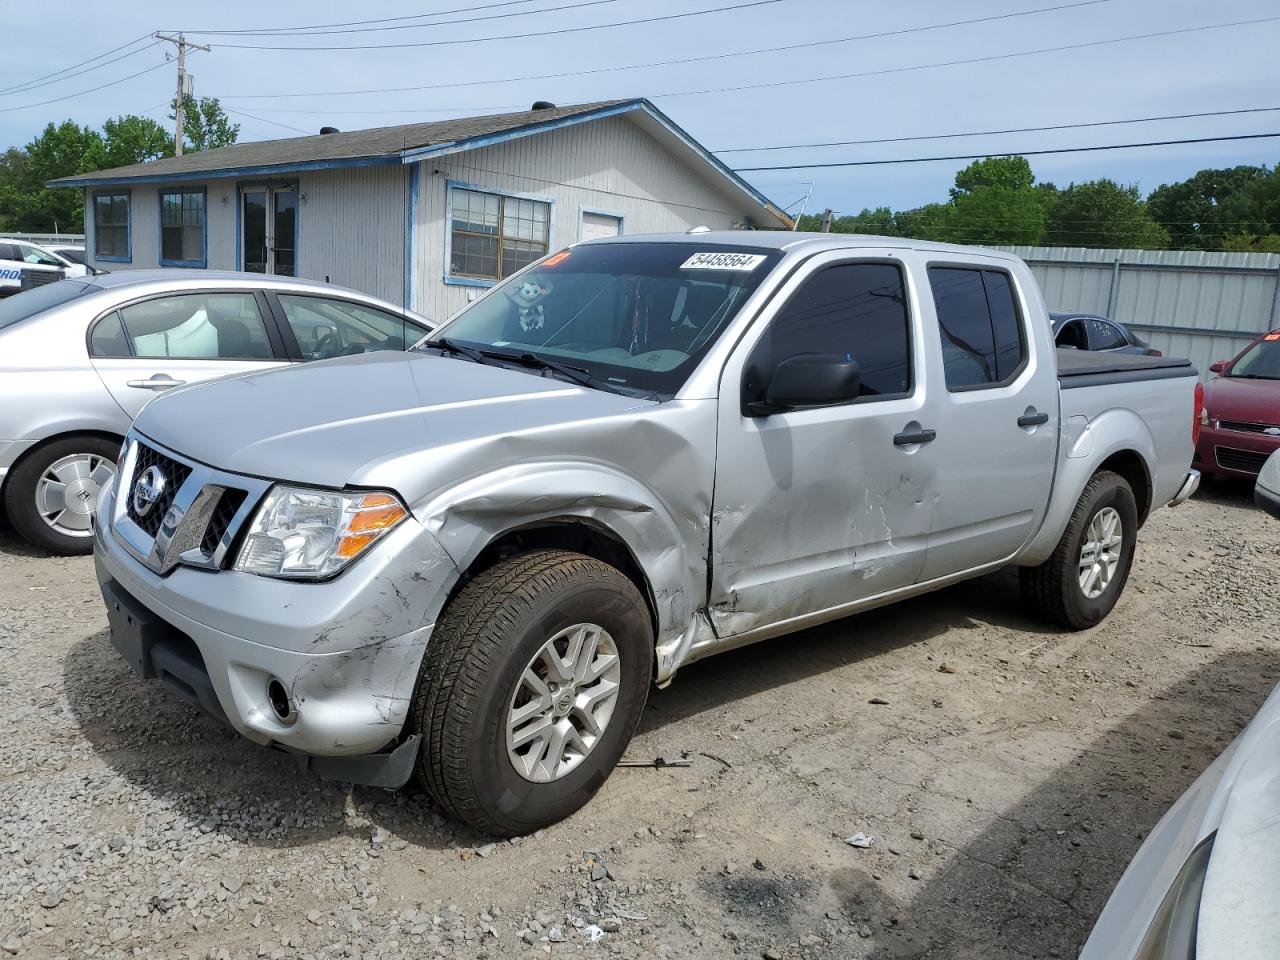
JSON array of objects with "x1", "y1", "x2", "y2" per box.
[
  {"x1": 154, "y1": 33, "x2": 210, "y2": 156},
  {"x1": 819, "y1": 209, "x2": 833, "y2": 233}
]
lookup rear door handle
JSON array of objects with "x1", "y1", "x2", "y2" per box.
[
  {"x1": 894, "y1": 428, "x2": 937, "y2": 446},
  {"x1": 1018, "y1": 411, "x2": 1050, "y2": 428},
  {"x1": 126, "y1": 375, "x2": 186, "y2": 390}
]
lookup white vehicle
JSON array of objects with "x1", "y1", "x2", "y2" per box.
[{"x1": 0, "y1": 238, "x2": 89, "y2": 296}]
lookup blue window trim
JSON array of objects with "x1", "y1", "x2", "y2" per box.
[
  {"x1": 405, "y1": 164, "x2": 419, "y2": 308},
  {"x1": 443, "y1": 178, "x2": 555, "y2": 288},
  {"x1": 158, "y1": 186, "x2": 209, "y2": 268},
  {"x1": 577, "y1": 206, "x2": 625, "y2": 242},
  {"x1": 91, "y1": 189, "x2": 132, "y2": 263}
]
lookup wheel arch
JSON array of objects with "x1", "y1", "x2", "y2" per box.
[{"x1": 1, "y1": 428, "x2": 124, "y2": 500}]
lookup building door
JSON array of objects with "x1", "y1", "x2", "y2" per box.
[
  {"x1": 242, "y1": 186, "x2": 298, "y2": 276},
  {"x1": 581, "y1": 211, "x2": 622, "y2": 242}
]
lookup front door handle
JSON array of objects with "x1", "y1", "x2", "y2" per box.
[
  {"x1": 894, "y1": 427, "x2": 937, "y2": 446},
  {"x1": 1018, "y1": 411, "x2": 1050, "y2": 428},
  {"x1": 126, "y1": 375, "x2": 186, "y2": 390}
]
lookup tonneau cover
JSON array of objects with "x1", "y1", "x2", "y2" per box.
[{"x1": 1056, "y1": 348, "x2": 1196, "y2": 387}]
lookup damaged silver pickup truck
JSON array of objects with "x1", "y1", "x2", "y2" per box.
[{"x1": 94, "y1": 233, "x2": 1202, "y2": 834}]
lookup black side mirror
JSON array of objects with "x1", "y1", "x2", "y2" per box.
[{"x1": 748, "y1": 354, "x2": 861, "y2": 416}]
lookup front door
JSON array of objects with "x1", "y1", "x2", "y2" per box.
[
  {"x1": 709, "y1": 253, "x2": 939, "y2": 638},
  {"x1": 242, "y1": 186, "x2": 298, "y2": 276},
  {"x1": 918, "y1": 263, "x2": 1058, "y2": 581}
]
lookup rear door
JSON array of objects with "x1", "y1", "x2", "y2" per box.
[
  {"x1": 88, "y1": 290, "x2": 287, "y2": 419},
  {"x1": 267, "y1": 292, "x2": 432, "y2": 360},
  {"x1": 709, "y1": 252, "x2": 940, "y2": 637},
  {"x1": 918, "y1": 261, "x2": 1057, "y2": 580}
]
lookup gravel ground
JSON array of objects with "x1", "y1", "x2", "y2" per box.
[{"x1": 2, "y1": 481, "x2": 1278, "y2": 960}]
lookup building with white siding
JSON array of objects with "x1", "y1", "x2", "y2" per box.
[{"x1": 49, "y1": 100, "x2": 792, "y2": 321}]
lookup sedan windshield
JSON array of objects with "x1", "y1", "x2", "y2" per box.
[
  {"x1": 1229, "y1": 336, "x2": 1280, "y2": 379},
  {"x1": 424, "y1": 242, "x2": 782, "y2": 397}
]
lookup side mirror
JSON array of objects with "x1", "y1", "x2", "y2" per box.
[
  {"x1": 1257, "y1": 450, "x2": 1280, "y2": 520},
  {"x1": 1209, "y1": 361, "x2": 1227, "y2": 374},
  {"x1": 748, "y1": 354, "x2": 861, "y2": 416}
]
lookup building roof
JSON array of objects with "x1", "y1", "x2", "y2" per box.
[{"x1": 48, "y1": 99, "x2": 791, "y2": 228}]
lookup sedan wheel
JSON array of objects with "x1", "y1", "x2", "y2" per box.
[{"x1": 36, "y1": 453, "x2": 116, "y2": 538}]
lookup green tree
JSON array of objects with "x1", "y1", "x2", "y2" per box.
[
  {"x1": 169, "y1": 96, "x2": 240, "y2": 152},
  {"x1": 1219, "y1": 233, "x2": 1280, "y2": 253},
  {"x1": 939, "y1": 157, "x2": 1046, "y2": 245},
  {"x1": 0, "y1": 147, "x2": 27, "y2": 231},
  {"x1": 101, "y1": 115, "x2": 174, "y2": 168},
  {"x1": 949, "y1": 156, "x2": 1037, "y2": 198},
  {"x1": 0, "y1": 121, "x2": 104, "y2": 232},
  {"x1": 1146, "y1": 165, "x2": 1270, "y2": 249},
  {"x1": 894, "y1": 202, "x2": 953, "y2": 241},
  {"x1": 1045, "y1": 179, "x2": 1168, "y2": 249}
]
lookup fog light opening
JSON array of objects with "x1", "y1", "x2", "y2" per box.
[{"x1": 267, "y1": 679, "x2": 297, "y2": 725}]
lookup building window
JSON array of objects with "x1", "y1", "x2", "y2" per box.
[
  {"x1": 159, "y1": 188, "x2": 207, "y2": 267},
  {"x1": 581, "y1": 210, "x2": 623, "y2": 242},
  {"x1": 448, "y1": 185, "x2": 550, "y2": 283},
  {"x1": 93, "y1": 192, "x2": 130, "y2": 261}
]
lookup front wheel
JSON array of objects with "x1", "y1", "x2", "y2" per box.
[
  {"x1": 411, "y1": 550, "x2": 652, "y2": 836},
  {"x1": 1020, "y1": 470, "x2": 1138, "y2": 630}
]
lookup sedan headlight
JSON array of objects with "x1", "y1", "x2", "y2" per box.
[{"x1": 234, "y1": 486, "x2": 409, "y2": 580}]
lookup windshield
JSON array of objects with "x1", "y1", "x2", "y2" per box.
[
  {"x1": 1229, "y1": 335, "x2": 1280, "y2": 379},
  {"x1": 0, "y1": 280, "x2": 94, "y2": 331},
  {"x1": 425, "y1": 242, "x2": 782, "y2": 396}
]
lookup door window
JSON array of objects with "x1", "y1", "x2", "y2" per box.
[
  {"x1": 243, "y1": 190, "x2": 268, "y2": 273},
  {"x1": 744, "y1": 262, "x2": 912, "y2": 407},
  {"x1": 0, "y1": 243, "x2": 18, "y2": 261},
  {"x1": 18, "y1": 244, "x2": 63, "y2": 267},
  {"x1": 1055, "y1": 319, "x2": 1087, "y2": 350},
  {"x1": 277, "y1": 295, "x2": 424, "y2": 359},
  {"x1": 929, "y1": 266, "x2": 1026, "y2": 389},
  {"x1": 274, "y1": 191, "x2": 298, "y2": 277},
  {"x1": 1087, "y1": 318, "x2": 1127, "y2": 350},
  {"x1": 112, "y1": 293, "x2": 272, "y2": 360}
]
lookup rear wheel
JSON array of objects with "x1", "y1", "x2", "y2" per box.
[
  {"x1": 4, "y1": 435, "x2": 119, "y2": 555},
  {"x1": 411, "y1": 549, "x2": 652, "y2": 836},
  {"x1": 1020, "y1": 470, "x2": 1138, "y2": 630}
]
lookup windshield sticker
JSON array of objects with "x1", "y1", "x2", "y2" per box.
[{"x1": 679, "y1": 252, "x2": 767, "y2": 271}]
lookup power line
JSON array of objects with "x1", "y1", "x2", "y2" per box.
[
  {"x1": 652, "y1": 15, "x2": 1280, "y2": 99},
  {"x1": 212, "y1": 0, "x2": 786, "y2": 50},
  {"x1": 222, "y1": 105, "x2": 314, "y2": 135},
  {"x1": 183, "y1": 0, "x2": 627, "y2": 38},
  {"x1": 0, "y1": 41, "x2": 162, "y2": 99},
  {"x1": 219, "y1": 1, "x2": 1110, "y2": 99},
  {"x1": 717, "y1": 106, "x2": 1280, "y2": 153},
  {"x1": 0, "y1": 58, "x2": 173, "y2": 114},
  {"x1": 0, "y1": 32, "x2": 154, "y2": 96},
  {"x1": 178, "y1": 0, "x2": 550, "y2": 35},
  {"x1": 733, "y1": 132, "x2": 1280, "y2": 171}
]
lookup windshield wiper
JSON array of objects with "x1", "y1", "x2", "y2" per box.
[
  {"x1": 489, "y1": 350, "x2": 603, "y2": 391},
  {"x1": 422, "y1": 337, "x2": 491, "y2": 365}
]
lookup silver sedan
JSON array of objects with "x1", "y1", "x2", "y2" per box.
[{"x1": 0, "y1": 271, "x2": 432, "y2": 554}]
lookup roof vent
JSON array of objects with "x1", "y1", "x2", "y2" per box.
[
  {"x1": 319, "y1": 126, "x2": 340, "y2": 135},
  {"x1": 531, "y1": 101, "x2": 556, "y2": 111},
  {"x1": 686, "y1": 225, "x2": 712, "y2": 234}
]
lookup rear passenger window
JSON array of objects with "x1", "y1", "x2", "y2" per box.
[
  {"x1": 743, "y1": 262, "x2": 911, "y2": 407},
  {"x1": 1087, "y1": 318, "x2": 1126, "y2": 350},
  {"x1": 118, "y1": 293, "x2": 273, "y2": 360},
  {"x1": 928, "y1": 266, "x2": 1026, "y2": 389}
]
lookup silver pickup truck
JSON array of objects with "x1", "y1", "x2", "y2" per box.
[{"x1": 93, "y1": 233, "x2": 1201, "y2": 834}]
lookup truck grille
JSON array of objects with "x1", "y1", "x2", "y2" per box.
[
  {"x1": 1215, "y1": 446, "x2": 1271, "y2": 474},
  {"x1": 127, "y1": 443, "x2": 193, "y2": 535},
  {"x1": 201, "y1": 489, "x2": 247, "y2": 555},
  {"x1": 1218, "y1": 419, "x2": 1280, "y2": 435}
]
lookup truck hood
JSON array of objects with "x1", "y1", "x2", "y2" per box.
[
  {"x1": 133, "y1": 351, "x2": 654, "y2": 495},
  {"x1": 1204, "y1": 375, "x2": 1280, "y2": 425}
]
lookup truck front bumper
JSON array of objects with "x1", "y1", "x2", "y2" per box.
[{"x1": 93, "y1": 483, "x2": 458, "y2": 786}]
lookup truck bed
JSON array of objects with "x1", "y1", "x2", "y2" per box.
[{"x1": 1056, "y1": 348, "x2": 1196, "y2": 389}]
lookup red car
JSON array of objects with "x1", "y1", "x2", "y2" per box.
[{"x1": 1195, "y1": 329, "x2": 1280, "y2": 478}]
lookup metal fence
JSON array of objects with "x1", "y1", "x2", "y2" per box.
[
  {"x1": 1, "y1": 232, "x2": 85, "y2": 245},
  {"x1": 997, "y1": 246, "x2": 1280, "y2": 379}
]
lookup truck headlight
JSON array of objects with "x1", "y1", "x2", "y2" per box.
[{"x1": 234, "y1": 486, "x2": 408, "y2": 580}]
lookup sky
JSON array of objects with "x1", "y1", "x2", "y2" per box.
[{"x1": 2, "y1": 0, "x2": 1279, "y2": 219}]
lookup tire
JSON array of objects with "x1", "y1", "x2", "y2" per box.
[
  {"x1": 3, "y1": 435, "x2": 120, "y2": 555},
  {"x1": 411, "y1": 549, "x2": 652, "y2": 836},
  {"x1": 1019, "y1": 470, "x2": 1138, "y2": 630}
]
